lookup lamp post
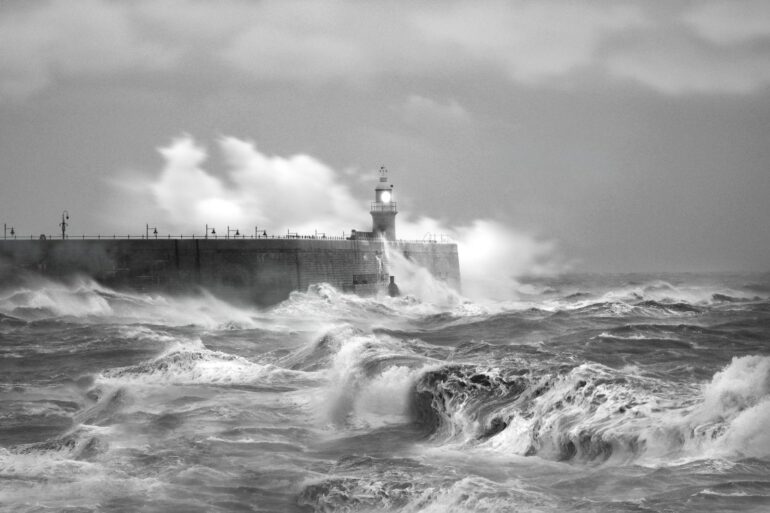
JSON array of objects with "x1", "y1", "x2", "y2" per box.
[
  {"x1": 146, "y1": 224, "x2": 158, "y2": 239},
  {"x1": 205, "y1": 224, "x2": 216, "y2": 239},
  {"x1": 60, "y1": 211, "x2": 69, "y2": 240},
  {"x1": 3, "y1": 224, "x2": 14, "y2": 240},
  {"x1": 227, "y1": 226, "x2": 239, "y2": 239}
]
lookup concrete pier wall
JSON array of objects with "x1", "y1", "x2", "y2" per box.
[{"x1": 0, "y1": 239, "x2": 460, "y2": 306}]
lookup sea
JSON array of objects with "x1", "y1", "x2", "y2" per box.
[{"x1": 1, "y1": 272, "x2": 769, "y2": 512}]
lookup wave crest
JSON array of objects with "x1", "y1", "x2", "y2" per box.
[
  {"x1": 408, "y1": 356, "x2": 770, "y2": 465},
  {"x1": 99, "y1": 341, "x2": 305, "y2": 387}
]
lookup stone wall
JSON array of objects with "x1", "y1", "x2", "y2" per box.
[{"x1": 0, "y1": 238, "x2": 460, "y2": 306}]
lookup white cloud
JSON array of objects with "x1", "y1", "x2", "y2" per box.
[
  {"x1": 151, "y1": 137, "x2": 233, "y2": 228},
  {"x1": 147, "y1": 135, "x2": 366, "y2": 235}
]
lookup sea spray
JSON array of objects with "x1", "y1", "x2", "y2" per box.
[{"x1": 382, "y1": 239, "x2": 463, "y2": 307}]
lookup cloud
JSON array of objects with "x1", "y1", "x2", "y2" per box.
[
  {"x1": 411, "y1": 1, "x2": 642, "y2": 84},
  {"x1": 151, "y1": 137, "x2": 236, "y2": 227},
  {"x1": 606, "y1": 34, "x2": 770, "y2": 94},
  {"x1": 4, "y1": 0, "x2": 768, "y2": 101},
  {"x1": 603, "y1": 1, "x2": 770, "y2": 94},
  {"x1": 402, "y1": 95, "x2": 471, "y2": 125},
  {"x1": 0, "y1": 0, "x2": 177, "y2": 100},
  {"x1": 219, "y1": 4, "x2": 371, "y2": 84},
  {"x1": 684, "y1": 1, "x2": 770, "y2": 45},
  {"x1": 147, "y1": 135, "x2": 366, "y2": 235}
]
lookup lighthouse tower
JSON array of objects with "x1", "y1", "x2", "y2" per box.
[{"x1": 370, "y1": 166, "x2": 397, "y2": 241}]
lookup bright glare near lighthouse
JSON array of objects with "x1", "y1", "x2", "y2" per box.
[{"x1": 380, "y1": 191, "x2": 391, "y2": 203}]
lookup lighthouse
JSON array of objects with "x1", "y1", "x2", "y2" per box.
[{"x1": 370, "y1": 166, "x2": 397, "y2": 241}]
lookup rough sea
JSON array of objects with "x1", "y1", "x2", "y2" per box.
[{"x1": 1, "y1": 272, "x2": 769, "y2": 512}]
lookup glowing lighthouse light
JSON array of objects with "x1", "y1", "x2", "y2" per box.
[{"x1": 371, "y1": 165, "x2": 398, "y2": 241}]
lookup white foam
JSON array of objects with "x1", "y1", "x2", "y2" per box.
[
  {"x1": 595, "y1": 332, "x2": 651, "y2": 340},
  {"x1": 313, "y1": 331, "x2": 429, "y2": 429},
  {"x1": 686, "y1": 355, "x2": 770, "y2": 459},
  {"x1": 401, "y1": 475, "x2": 555, "y2": 513},
  {"x1": 475, "y1": 356, "x2": 770, "y2": 465},
  {"x1": 98, "y1": 342, "x2": 306, "y2": 387},
  {"x1": 0, "y1": 276, "x2": 270, "y2": 329},
  {"x1": 383, "y1": 243, "x2": 464, "y2": 308},
  {"x1": 353, "y1": 365, "x2": 416, "y2": 427},
  {"x1": 0, "y1": 278, "x2": 113, "y2": 317}
]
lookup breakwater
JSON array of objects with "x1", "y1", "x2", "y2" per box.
[{"x1": 0, "y1": 238, "x2": 460, "y2": 306}]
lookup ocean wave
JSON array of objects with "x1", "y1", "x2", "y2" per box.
[
  {"x1": 633, "y1": 300, "x2": 702, "y2": 314},
  {"x1": 12, "y1": 428, "x2": 109, "y2": 461},
  {"x1": 0, "y1": 312, "x2": 27, "y2": 326},
  {"x1": 0, "y1": 276, "x2": 266, "y2": 329},
  {"x1": 0, "y1": 424, "x2": 112, "y2": 496},
  {"x1": 279, "y1": 325, "x2": 365, "y2": 372},
  {"x1": 412, "y1": 365, "x2": 529, "y2": 442},
  {"x1": 289, "y1": 327, "x2": 434, "y2": 429},
  {"x1": 0, "y1": 424, "x2": 165, "y2": 511},
  {"x1": 271, "y1": 282, "x2": 489, "y2": 329},
  {"x1": 686, "y1": 355, "x2": 770, "y2": 460},
  {"x1": 541, "y1": 277, "x2": 770, "y2": 317},
  {"x1": 273, "y1": 283, "x2": 390, "y2": 319},
  {"x1": 594, "y1": 331, "x2": 654, "y2": 341},
  {"x1": 298, "y1": 472, "x2": 554, "y2": 513},
  {"x1": 298, "y1": 475, "x2": 416, "y2": 511},
  {"x1": 557, "y1": 299, "x2": 706, "y2": 318},
  {"x1": 407, "y1": 355, "x2": 770, "y2": 465},
  {"x1": 98, "y1": 340, "x2": 309, "y2": 387}
]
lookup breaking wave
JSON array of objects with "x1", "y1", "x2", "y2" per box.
[
  {"x1": 408, "y1": 355, "x2": 770, "y2": 464},
  {"x1": 98, "y1": 339, "x2": 312, "y2": 387},
  {"x1": 0, "y1": 276, "x2": 263, "y2": 328}
]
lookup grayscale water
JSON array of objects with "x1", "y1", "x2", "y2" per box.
[{"x1": 1, "y1": 272, "x2": 769, "y2": 512}]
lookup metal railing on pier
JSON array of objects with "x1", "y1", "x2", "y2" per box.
[{"x1": 1, "y1": 233, "x2": 454, "y2": 244}]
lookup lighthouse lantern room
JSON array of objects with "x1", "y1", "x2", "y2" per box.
[{"x1": 370, "y1": 166, "x2": 398, "y2": 241}]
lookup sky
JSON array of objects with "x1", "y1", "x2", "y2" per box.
[{"x1": 0, "y1": 0, "x2": 769, "y2": 274}]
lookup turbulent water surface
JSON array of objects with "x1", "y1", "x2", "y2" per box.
[{"x1": 1, "y1": 272, "x2": 769, "y2": 512}]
